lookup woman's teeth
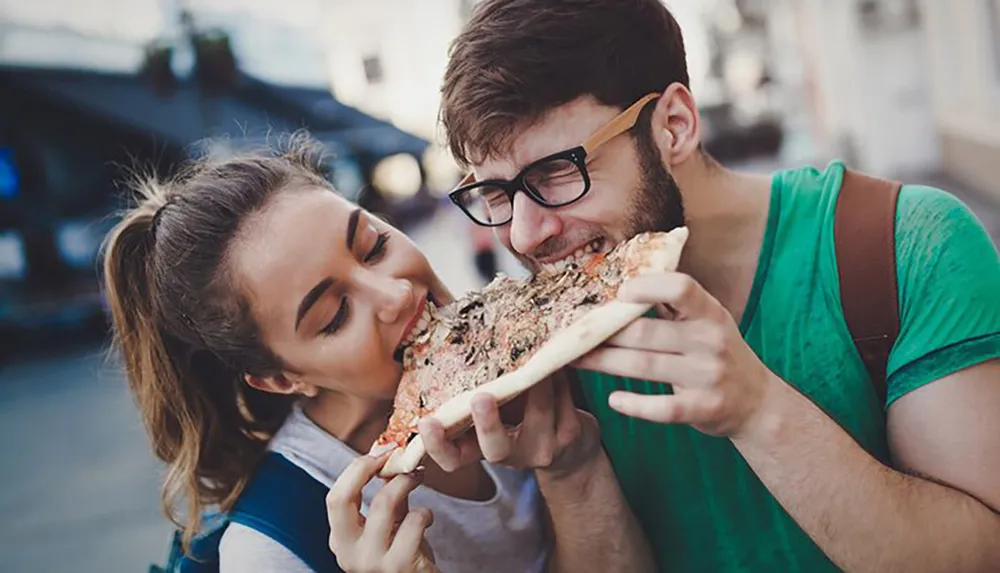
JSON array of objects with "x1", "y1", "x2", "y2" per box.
[
  {"x1": 400, "y1": 299, "x2": 435, "y2": 348},
  {"x1": 540, "y1": 238, "x2": 606, "y2": 273}
]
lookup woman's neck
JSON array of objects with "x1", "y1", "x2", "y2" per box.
[
  {"x1": 302, "y1": 391, "x2": 392, "y2": 454},
  {"x1": 300, "y1": 389, "x2": 497, "y2": 502}
]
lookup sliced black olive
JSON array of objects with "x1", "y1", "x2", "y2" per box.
[
  {"x1": 511, "y1": 346, "x2": 524, "y2": 361},
  {"x1": 464, "y1": 347, "x2": 478, "y2": 365},
  {"x1": 532, "y1": 295, "x2": 550, "y2": 307},
  {"x1": 458, "y1": 300, "x2": 484, "y2": 316}
]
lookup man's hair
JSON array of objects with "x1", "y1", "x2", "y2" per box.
[{"x1": 441, "y1": 0, "x2": 689, "y2": 168}]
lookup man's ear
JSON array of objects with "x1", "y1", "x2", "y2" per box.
[
  {"x1": 244, "y1": 373, "x2": 319, "y2": 398},
  {"x1": 650, "y1": 82, "x2": 701, "y2": 166}
]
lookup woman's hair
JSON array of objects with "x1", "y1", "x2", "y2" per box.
[{"x1": 101, "y1": 132, "x2": 332, "y2": 546}]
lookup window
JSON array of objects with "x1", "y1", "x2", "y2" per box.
[{"x1": 362, "y1": 55, "x2": 384, "y2": 85}]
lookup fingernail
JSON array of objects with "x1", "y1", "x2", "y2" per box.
[
  {"x1": 473, "y1": 399, "x2": 489, "y2": 415},
  {"x1": 608, "y1": 393, "x2": 622, "y2": 410}
]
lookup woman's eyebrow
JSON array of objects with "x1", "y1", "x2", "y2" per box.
[{"x1": 345, "y1": 208, "x2": 362, "y2": 251}]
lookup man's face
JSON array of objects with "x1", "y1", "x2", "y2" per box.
[{"x1": 472, "y1": 96, "x2": 685, "y2": 272}]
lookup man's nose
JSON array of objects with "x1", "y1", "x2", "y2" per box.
[
  {"x1": 508, "y1": 192, "x2": 562, "y2": 256},
  {"x1": 362, "y1": 274, "x2": 414, "y2": 324}
]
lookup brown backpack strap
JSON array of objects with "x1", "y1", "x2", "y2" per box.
[{"x1": 834, "y1": 169, "x2": 902, "y2": 404}]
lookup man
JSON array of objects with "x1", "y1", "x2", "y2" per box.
[{"x1": 418, "y1": 0, "x2": 1000, "y2": 571}]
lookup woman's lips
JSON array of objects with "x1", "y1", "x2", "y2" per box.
[{"x1": 398, "y1": 296, "x2": 428, "y2": 347}]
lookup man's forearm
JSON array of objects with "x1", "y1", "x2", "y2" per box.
[
  {"x1": 537, "y1": 451, "x2": 657, "y2": 573},
  {"x1": 733, "y1": 380, "x2": 1000, "y2": 572}
]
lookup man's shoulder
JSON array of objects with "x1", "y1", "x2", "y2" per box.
[
  {"x1": 892, "y1": 182, "x2": 997, "y2": 277},
  {"x1": 770, "y1": 159, "x2": 847, "y2": 199}
]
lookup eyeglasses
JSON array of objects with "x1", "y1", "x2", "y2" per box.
[{"x1": 449, "y1": 92, "x2": 660, "y2": 227}]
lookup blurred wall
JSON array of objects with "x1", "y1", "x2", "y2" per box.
[
  {"x1": 772, "y1": 0, "x2": 940, "y2": 178},
  {"x1": 320, "y1": 0, "x2": 465, "y2": 144},
  {"x1": 920, "y1": 0, "x2": 1000, "y2": 202}
]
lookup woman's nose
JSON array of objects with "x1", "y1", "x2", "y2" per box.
[{"x1": 370, "y1": 277, "x2": 414, "y2": 324}]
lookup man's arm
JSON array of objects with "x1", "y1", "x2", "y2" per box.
[
  {"x1": 418, "y1": 372, "x2": 656, "y2": 573},
  {"x1": 535, "y1": 373, "x2": 656, "y2": 573},
  {"x1": 576, "y1": 272, "x2": 1000, "y2": 573},
  {"x1": 537, "y1": 452, "x2": 655, "y2": 573},
  {"x1": 731, "y1": 360, "x2": 1000, "y2": 572}
]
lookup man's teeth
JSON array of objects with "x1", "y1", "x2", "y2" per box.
[{"x1": 540, "y1": 238, "x2": 606, "y2": 273}]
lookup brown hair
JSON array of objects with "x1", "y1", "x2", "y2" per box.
[
  {"x1": 441, "y1": 0, "x2": 690, "y2": 168},
  {"x1": 101, "y1": 132, "x2": 331, "y2": 546}
]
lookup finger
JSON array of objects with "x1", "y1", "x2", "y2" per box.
[
  {"x1": 384, "y1": 508, "x2": 434, "y2": 572},
  {"x1": 511, "y1": 380, "x2": 557, "y2": 467},
  {"x1": 326, "y1": 453, "x2": 387, "y2": 547},
  {"x1": 361, "y1": 474, "x2": 422, "y2": 552},
  {"x1": 551, "y1": 373, "x2": 583, "y2": 445},
  {"x1": 618, "y1": 273, "x2": 720, "y2": 320},
  {"x1": 602, "y1": 318, "x2": 688, "y2": 353},
  {"x1": 470, "y1": 393, "x2": 514, "y2": 464},
  {"x1": 604, "y1": 318, "x2": 727, "y2": 356},
  {"x1": 418, "y1": 417, "x2": 482, "y2": 472},
  {"x1": 607, "y1": 391, "x2": 708, "y2": 425},
  {"x1": 574, "y1": 347, "x2": 694, "y2": 385}
]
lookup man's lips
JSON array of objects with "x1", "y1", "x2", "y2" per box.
[{"x1": 535, "y1": 237, "x2": 607, "y2": 264}]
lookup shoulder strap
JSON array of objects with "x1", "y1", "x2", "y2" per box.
[
  {"x1": 230, "y1": 452, "x2": 344, "y2": 573},
  {"x1": 834, "y1": 168, "x2": 902, "y2": 404}
]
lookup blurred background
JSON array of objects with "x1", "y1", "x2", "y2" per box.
[{"x1": 1, "y1": 0, "x2": 998, "y2": 571}]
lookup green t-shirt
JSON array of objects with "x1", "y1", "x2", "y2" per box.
[{"x1": 577, "y1": 161, "x2": 1000, "y2": 572}]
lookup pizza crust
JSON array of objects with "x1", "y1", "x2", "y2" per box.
[{"x1": 379, "y1": 227, "x2": 689, "y2": 477}]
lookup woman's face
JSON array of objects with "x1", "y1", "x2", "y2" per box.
[{"x1": 231, "y1": 186, "x2": 451, "y2": 400}]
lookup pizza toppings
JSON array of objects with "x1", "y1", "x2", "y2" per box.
[{"x1": 376, "y1": 231, "x2": 679, "y2": 454}]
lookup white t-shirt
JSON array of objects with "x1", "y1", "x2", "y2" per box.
[{"x1": 219, "y1": 404, "x2": 550, "y2": 572}]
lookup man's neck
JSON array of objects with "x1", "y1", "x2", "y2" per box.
[{"x1": 673, "y1": 159, "x2": 774, "y2": 324}]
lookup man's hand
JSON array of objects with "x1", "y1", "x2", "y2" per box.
[
  {"x1": 418, "y1": 370, "x2": 601, "y2": 477},
  {"x1": 575, "y1": 272, "x2": 778, "y2": 438}
]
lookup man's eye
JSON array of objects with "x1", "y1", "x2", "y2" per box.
[
  {"x1": 321, "y1": 298, "x2": 350, "y2": 335},
  {"x1": 364, "y1": 232, "x2": 390, "y2": 264}
]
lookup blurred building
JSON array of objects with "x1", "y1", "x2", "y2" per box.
[
  {"x1": 760, "y1": 0, "x2": 938, "y2": 177},
  {"x1": 919, "y1": 0, "x2": 1000, "y2": 203}
]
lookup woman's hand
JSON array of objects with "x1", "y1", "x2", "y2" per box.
[{"x1": 326, "y1": 454, "x2": 438, "y2": 573}]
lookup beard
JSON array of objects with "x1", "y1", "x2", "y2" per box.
[{"x1": 624, "y1": 117, "x2": 686, "y2": 237}]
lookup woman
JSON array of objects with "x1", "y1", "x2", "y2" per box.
[{"x1": 102, "y1": 134, "x2": 549, "y2": 572}]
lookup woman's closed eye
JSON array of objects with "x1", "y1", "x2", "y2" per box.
[
  {"x1": 364, "y1": 231, "x2": 390, "y2": 264},
  {"x1": 321, "y1": 297, "x2": 350, "y2": 336}
]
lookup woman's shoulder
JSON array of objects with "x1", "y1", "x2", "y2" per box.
[{"x1": 218, "y1": 522, "x2": 316, "y2": 573}]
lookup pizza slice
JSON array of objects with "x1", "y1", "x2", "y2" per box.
[{"x1": 372, "y1": 227, "x2": 689, "y2": 476}]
